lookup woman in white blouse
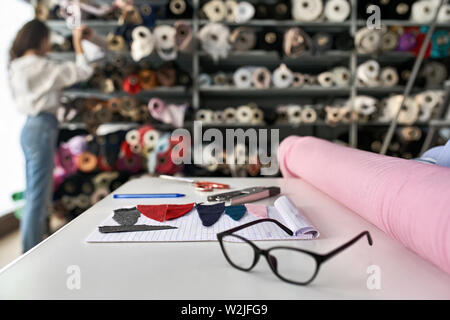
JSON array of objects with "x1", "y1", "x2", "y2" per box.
[{"x1": 9, "y1": 19, "x2": 94, "y2": 252}]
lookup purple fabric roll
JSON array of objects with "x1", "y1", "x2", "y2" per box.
[{"x1": 397, "y1": 32, "x2": 417, "y2": 51}]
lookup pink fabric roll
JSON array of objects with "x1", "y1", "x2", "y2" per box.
[{"x1": 278, "y1": 136, "x2": 450, "y2": 274}]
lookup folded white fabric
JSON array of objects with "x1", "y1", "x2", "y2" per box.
[
  {"x1": 131, "y1": 26, "x2": 155, "y2": 62},
  {"x1": 357, "y1": 60, "x2": 380, "y2": 87},
  {"x1": 198, "y1": 23, "x2": 231, "y2": 61}
]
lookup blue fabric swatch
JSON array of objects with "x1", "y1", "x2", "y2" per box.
[
  {"x1": 196, "y1": 202, "x2": 225, "y2": 227},
  {"x1": 417, "y1": 139, "x2": 450, "y2": 168},
  {"x1": 225, "y1": 205, "x2": 247, "y2": 221}
]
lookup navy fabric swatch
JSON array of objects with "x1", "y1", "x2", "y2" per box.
[
  {"x1": 196, "y1": 202, "x2": 225, "y2": 227},
  {"x1": 225, "y1": 205, "x2": 247, "y2": 221}
]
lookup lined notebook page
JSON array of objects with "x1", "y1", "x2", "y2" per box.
[{"x1": 86, "y1": 206, "x2": 316, "y2": 243}]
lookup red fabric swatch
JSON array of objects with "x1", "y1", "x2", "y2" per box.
[{"x1": 137, "y1": 203, "x2": 194, "y2": 222}]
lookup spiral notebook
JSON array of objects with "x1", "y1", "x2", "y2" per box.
[{"x1": 86, "y1": 196, "x2": 320, "y2": 243}]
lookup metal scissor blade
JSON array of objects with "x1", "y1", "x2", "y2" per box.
[
  {"x1": 207, "y1": 187, "x2": 268, "y2": 202},
  {"x1": 98, "y1": 225, "x2": 178, "y2": 233}
]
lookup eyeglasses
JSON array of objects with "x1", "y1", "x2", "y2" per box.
[{"x1": 217, "y1": 219, "x2": 373, "y2": 285}]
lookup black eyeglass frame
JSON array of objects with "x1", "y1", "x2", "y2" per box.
[{"x1": 217, "y1": 218, "x2": 373, "y2": 285}]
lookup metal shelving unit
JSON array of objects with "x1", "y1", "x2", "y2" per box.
[{"x1": 47, "y1": 0, "x2": 449, "y2": 150}]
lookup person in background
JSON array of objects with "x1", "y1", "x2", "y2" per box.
[{"x1": 8, "y1": 19, "x2": 94, "y2": 252}]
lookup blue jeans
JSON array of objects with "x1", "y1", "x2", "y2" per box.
[{"x1": 20, "y1": 113, "x2": 59, "y2": 252}]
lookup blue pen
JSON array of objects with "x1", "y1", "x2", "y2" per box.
[{"x1": 113, "y1": 193, "x2": 185, "y2": 199}]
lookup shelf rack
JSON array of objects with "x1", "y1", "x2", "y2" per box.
[{"x1": 45, "y1": 0, "x2": 450, "y2": 151}]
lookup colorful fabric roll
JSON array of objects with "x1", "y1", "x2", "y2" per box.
[
  {"x1": 278, "y1": 136, "x2": 450, "y2": 275},
  {"x1": 123, "y1": 74, "x2": 142, "y2": 95},
  {"x1": 148, "y1": 98, "x2": 187, "y2": 128}
]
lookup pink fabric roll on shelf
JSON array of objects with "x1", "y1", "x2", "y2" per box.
[{"x1": 278, "y1": 136, "x2": 450, "y2": 274}]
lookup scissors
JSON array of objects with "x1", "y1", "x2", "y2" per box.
[{"x1": 159, "y1": 175, "x2": 230, "y2": 192}]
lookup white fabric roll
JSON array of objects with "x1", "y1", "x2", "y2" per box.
[
  {"x1": 131, "y1": 26, "x2": 154, "y2": 61},
  {"x1": 292, "y1": 0, "x2": 323, "y2": 22},
  {"x1": 354, "y1": 96, "x2": 378, "y2": 116},
  {"x1": 332, "y1": 67, "x2": 351, "y2": 87},
  {"x1": 324, "y1": 0, "x2": 350, "y2": 22},
  {"x1": 153, "y1": 25, "x2": 177, "y2": 60},
  {"x1": 203, "y1": 0, "x2": 227, "y2": 22},
  {"x1": 301, "y1": 106, "x2": 317, "y2": 123},
  {"x1": 380, "y1": 67, "x2": 399, "y2": 87},
  {"x1": 357, "y1": 60, "x2": 380, "y2": 87},
  {"x1": 198, "y1": 23, "x2": 231, "y2": 61},
  {"x1": 233, "y1": 67, "x2": 254, "y2": 88},
  {"x1": 438, "y1": 4, "x2": 450, "y2": 22},
  {"x1": 415, "y1": 90, "x2": 440, "y2": 122},
  {"x1": 236, "y1": 105, "x2": 254, "y2": 123},
  {"x1": 223, "y1": 107, "x2": 237, "y2": 123},
  {"x1": 125, "y1": 129, "x2": 140, "y2": 146},
  {"x1": 235, "y1": 1, "x2": 255, "y2": 23},
  {"x1": 355, "y1": 27, "x2": 381, "y2": 54},
  {"x1": 272, "y1": 63, "x2": 294, "y2": 88},
  {"x1": 250, "y1": 107, "x2": 264, "y2": 125},
  {"x1": 196, "y1": 109, "x2": 214, "y2": 123},
  {"x1": 383, "y1": 95, "x2": 419, "y2": 125},
  {"x1": 225, "y1": 0, "x2": 238, "y2": 22},
  {"x1": 411, "y1": 0, "x2": 439, "y2": 23},
  {"x1": 317, "y1": 71, "x2": 335, "y2": 87},
  {"x1": 287, "y1": 105, "x2": 303, "y2": 124}
]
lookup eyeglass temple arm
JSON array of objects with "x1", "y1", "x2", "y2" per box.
[
  {"x1": 217, "y1": 218, "x2": 293, "y2": 237},
  {"x1": 321, "y1": 231, "x2": 373, "y2": 262}
]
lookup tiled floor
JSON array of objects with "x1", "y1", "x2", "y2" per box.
[
  {"x1": 0, "y1": 230, "x2": 21, "y2": 270},
  {"x1": 0, "y1": 215, "x2": 68, "y2": 270}
]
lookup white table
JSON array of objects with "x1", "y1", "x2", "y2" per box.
[{"x1": 0, "y1": 177, "x2": 449, "y2": 299}]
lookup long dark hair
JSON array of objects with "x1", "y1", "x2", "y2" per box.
[{"x1": 9, "y1": 19, "x2": 50, "y2": 62}]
